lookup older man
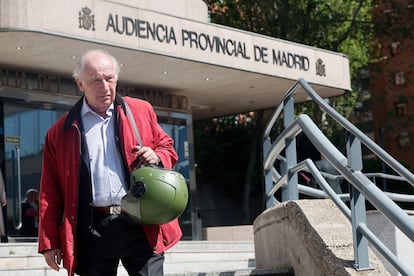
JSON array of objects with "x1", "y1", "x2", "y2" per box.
[{"x1": 38, "y1": 49, "x2": 181, "y2": 276}]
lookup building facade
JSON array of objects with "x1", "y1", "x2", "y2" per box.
[
  {"x1": 370, "y1": 0, "x2": 414, "y2": 172},
  {"x1": 0, "y1": 0, "x2": 350, "y2": 240}
]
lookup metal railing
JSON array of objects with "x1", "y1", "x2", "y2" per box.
[{"x1": 263, "y1": 78, "x2": 414, "y2": 275}]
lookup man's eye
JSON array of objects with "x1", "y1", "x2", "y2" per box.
[
  {"x1": 89, "y1": 78, "x2": 101, "y2": 84},
  {"x1": 89, "y1": 76, "x2": 116, "y2": 85}
]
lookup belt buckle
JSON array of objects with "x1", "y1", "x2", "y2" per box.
[{"x1": 110, "y1": 205, "x2": 122, "y2": 215}]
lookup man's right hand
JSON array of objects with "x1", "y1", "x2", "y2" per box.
[{"x1": 43, "y1": 249, "x2": 62, "y2": 271}]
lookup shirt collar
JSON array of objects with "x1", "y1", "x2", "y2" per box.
[{"x1": 81, "y1": 97, "x2": 114, "y2": 118}]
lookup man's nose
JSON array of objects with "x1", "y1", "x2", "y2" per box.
[{"x1": 96, "y1": 79, "x2": 111, "y2": 90}]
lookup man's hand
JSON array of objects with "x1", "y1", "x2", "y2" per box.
[
  {"x1": 132, "y1": 146, "x2": 161, "y2": 166},
  {"x1": 43, "y1": 249, "x2": 62, "y2": 271}
]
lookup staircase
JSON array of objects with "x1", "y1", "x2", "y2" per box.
[{"x1": 0, "y1": 240, "x2": 292, "y2": 276}]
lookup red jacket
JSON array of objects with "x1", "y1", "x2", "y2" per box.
[{"x1": 38, "y1": 96, "x2": 181, "y2": 275}]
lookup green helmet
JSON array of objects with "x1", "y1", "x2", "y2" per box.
[{"x1": 121, "y1": 165, "x2": 188, "y2": 225}]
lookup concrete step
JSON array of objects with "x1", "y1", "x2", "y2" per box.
[
  {"x1": 164, "y1": 241, "x2": 256, "y2": 274},
  {"x1": 166, "y1": 268, "x2": 293, "y2": 276},
  {"x1": 0, "y1": 241, "x2": 291, "y2": 275},
  {"x1": 0, "y1": 241, "x2": 254, "y2": 268}
]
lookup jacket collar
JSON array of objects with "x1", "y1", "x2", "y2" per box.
[{"x1": 63, "y1": 94, "x2": 126, "y2": 131}]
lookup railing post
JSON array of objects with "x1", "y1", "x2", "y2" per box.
[
  {"x1": 282, "y1": 97, "x2": 298, "y2": 201},
  {"x1": 346, "y1": 132, "x2": 371, "y2": 270},
  {"x1": 263, "y1": 137, "x2": 275, "y2": 208}
]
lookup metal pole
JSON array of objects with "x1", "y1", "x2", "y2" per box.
[
  {"x1": 347, "y1": 133, "x2": 371, "y2": 270},
  {"x1": 282, "y1": 97, "x2": 298, "y2": 201},
  {"x1": 13, "y1": 146, "x2": 22, "y2": 230},
  {"x1": 379, "y1": 128, "x2": 387, "y2": 191}
]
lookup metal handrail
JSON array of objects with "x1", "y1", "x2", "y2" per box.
[
  {"x1": 265, "y1": 78, "x2": 414, "y2": 187},
  {"x1": 263, "y1": 78, "x2": 414, "y2": 275}
]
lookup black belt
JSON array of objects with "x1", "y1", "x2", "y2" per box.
[{"x1": 93, "y1": 205, "x2": 122, "y2": 215}]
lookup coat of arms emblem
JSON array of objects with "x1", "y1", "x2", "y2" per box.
[
  {"x1": 315, "y1": 58, "x2": 326, "y2": 77},
  {"x1": 78, "y1": 7, "x2": 95, "y2": 31}
]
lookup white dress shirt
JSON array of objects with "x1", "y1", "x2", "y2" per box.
[{"x1": 81, "y1": 100, "x2": 127, "y2": 207}]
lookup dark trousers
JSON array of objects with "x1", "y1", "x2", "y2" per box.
[{"x1": 80, "y1": 212, "x2": 164, "y2": 276}]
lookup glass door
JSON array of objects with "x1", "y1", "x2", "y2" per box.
[
  {"x1": 158, "y1": 111, "x2": 198, "y2": 239},
  {"x1": 3, "y1": 101, "x2": 67, "y2": 239}
]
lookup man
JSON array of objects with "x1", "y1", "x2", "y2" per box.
[
  {"x1": 38, "y1": 49, "x2": 181, "y2": 276},
  {"x1": 21, "y1": 188, "x2": 39, "y2": 236}
]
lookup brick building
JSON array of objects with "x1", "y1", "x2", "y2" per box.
[{"x1": 370, "y1": 0, "x2": 414, "y2": 170}]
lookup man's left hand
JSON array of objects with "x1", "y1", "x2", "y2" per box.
[{"x1": 132, "y1": 146, "x2": 161, "y2": 166}]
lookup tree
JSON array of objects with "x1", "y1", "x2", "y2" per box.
[
  {"x1": 196, "y1": 0, "x2": 376, "y2": 225},
  {"x1": 206, "y1": 0, "x2": 374, "y2": 76}
]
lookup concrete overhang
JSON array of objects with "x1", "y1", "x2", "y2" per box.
[{"x1": 0, "y1": 0, "x2": 351, "y2": 120}]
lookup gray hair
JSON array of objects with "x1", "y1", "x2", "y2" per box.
[{"x1": 72, "y1": 49, "x2": 121, "y2": 79}]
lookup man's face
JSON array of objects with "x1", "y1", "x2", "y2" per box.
[
  {"x1": 28, "y1": 191, "x2": 38, "y2": 203},
  {"x1": 75, "y1": 52, "x2": 118, "y2": 116}
]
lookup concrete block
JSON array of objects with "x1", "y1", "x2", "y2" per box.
[{"x1": 254, "y1": 199, "x2": 389, "y2": 276}]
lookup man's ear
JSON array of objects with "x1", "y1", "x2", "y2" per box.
[{"x1": 75, "y1": 78, "x2": 84, "y2": 92}]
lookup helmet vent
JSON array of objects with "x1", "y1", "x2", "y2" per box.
[{"x1": 131, "y1": 181, "x2": 146, "y2": 198}]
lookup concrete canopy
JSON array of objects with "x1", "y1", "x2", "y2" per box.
[{"x1": 0, "y1": 0, "x2": 351, "y2": 120}]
